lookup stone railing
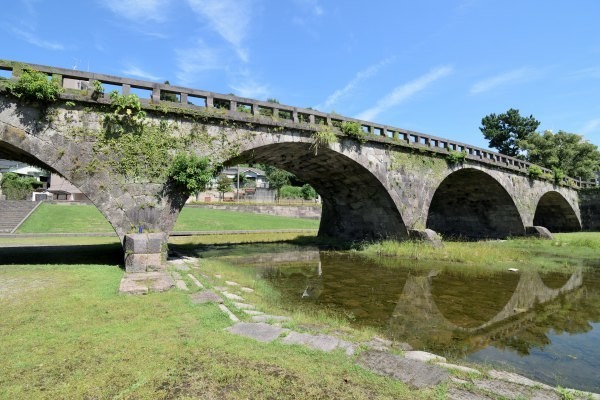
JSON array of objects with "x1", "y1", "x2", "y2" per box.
[{"x1": 0, "y1": 59, "x2": 597, "y2": 189}]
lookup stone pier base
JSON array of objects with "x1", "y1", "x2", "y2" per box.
[
  {"x1": 124, "y1": 233, "x2": 167, "y2": 272},
  {"x1": 525, "y1": 226, "x2": 554, "y2": 240}
]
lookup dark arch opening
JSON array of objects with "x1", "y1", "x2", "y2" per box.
[
  {"x1": 230, "y1": 142, "x2": 408, "y2": 241},
  {"x1": 533, "y1": 191, "x2": 581, "y2": 232},
  {"x1": 427, "y1": 168, "x2": 525, "y2": 239}
]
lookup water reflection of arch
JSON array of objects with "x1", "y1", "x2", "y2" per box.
[{"x1": 390, "y1": 270, "x2": 583, "y2": 335}]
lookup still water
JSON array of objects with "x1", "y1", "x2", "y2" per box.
[{"x1": 200, "y1": 244, "x2": 600, "y2": 392}]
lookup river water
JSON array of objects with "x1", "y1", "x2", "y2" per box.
[{"x1": 198, "y1": 243, "x2": 600, "y2": 392}]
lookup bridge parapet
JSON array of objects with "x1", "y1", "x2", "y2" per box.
[{"x1": 0, "y1": 59, "x2": 597, "y2": 189}]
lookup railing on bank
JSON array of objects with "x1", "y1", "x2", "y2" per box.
[{"x1": 0, "y1": 60, "x2": 597, "y2": 189}]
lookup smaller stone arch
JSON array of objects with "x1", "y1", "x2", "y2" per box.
[
  {"x1": 426, "y1": 168, "x2": 525, "y2": 238},
  {"x1": 533, "y1": 191, "x2": 581, "y2": 232}
]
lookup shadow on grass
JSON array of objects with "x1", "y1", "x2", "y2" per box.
[{"x1": 0, "y1": 244, "x2": 124, "y2": 266}]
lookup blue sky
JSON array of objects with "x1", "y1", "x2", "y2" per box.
[{"x1": 2, "y1": 0, "x2": 600, "y2": 149}]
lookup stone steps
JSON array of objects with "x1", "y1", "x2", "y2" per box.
[{"x1": 0, "y1": 200, "x2": 40, "y2": 232}]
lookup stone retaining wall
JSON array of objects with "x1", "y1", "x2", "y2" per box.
[
  {"x1": 580, "y1": 189, "x2": 600, "y2": 231},
  {"x1": 189, "y1": 204, "x2": 321, "y2": 220}
]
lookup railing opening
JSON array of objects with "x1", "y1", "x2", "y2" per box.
[
  {"x1": 187, "y1": 95, "x2": 206, "y2": 107},
  {"x1": 130, "y1": 87, "x2": 152, "y2": 100}
]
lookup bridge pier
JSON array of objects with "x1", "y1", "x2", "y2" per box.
[{"x1": 124, "y1": 233, "x2": 168, "y2": 272}]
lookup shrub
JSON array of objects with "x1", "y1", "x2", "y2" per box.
[
  {"x1": 7, "y1": 67, "x2": 62, "y2": 103},
  {"x1": 300, "y1": 184, "x2": 317, "y2": 200},
  {"x1": 446, "y1": 150, "x2": 467, "y2": 164},
  {"x1": 91, "y1": 80, "x2": 104, "y2": 100},
  {"x1": 310, "y1": 125, "x2": 338, "y2": 155},
  {"x1": 552, "y1": 167, "x2": 565, "y2": 185},
  {"x1": 341, "y1": 121, "x2": 367, "y2": 143},
  {"x1": 169, "y1": 153, "x2": 215, "y2": 195},
  {"x1": 279, "y1": 185, "x2": 303, "y2": 199},
  {"x1": 527, "y1": 165, "x2": 543, "y2": 179},
  {"x1": 0, "y1": 172, "x2": 43, "y2": 200}
]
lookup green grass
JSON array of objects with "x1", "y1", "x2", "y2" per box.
[
  {"x1": 0, "y1": 263, "x2": 426, "y2": 399},
  {"x1": 16, "y1": 203, "x2": 319, "y2": 234}
]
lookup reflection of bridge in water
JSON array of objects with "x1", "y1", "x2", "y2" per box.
[
  {"x1": 388, "y1": 269, "x2": 583, "y2": 353},
  {"x1": 246, "y1": 250, "x2": 586, "y2": 355}
]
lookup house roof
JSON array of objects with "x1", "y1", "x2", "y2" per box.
[{"x1": 222, "y1": 167, "x2": 266, "y2": 177}]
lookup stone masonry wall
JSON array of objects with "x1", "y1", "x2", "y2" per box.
[{"x1": 579, "y1": 189, "x2": 600, "y2": 231}]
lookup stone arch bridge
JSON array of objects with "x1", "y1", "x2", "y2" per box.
[{"x1": 0, "y1": 61, "x2": 596, "y2": 271}]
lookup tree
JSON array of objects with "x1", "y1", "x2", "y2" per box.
[
  {"x1": 479, "y1": 108, "x2": 540, "y2": 157},
  {"x1": 300, "y1": 184, "x2": 317, "y2": 200},
  {"x1": 264, "y1": 165, "x2": 293, "y2": 202},
  {"x1": 0, "y1": 172, "x2": 43, "y2": 200},
  {"x1": 169, "y1": 154, "x2": 215, "y2": 196},
  {"x1": 521, "y1": 130, "x2": 600, "y2": 181},
  {"x1": 215, "y1": 174, "x2": 233, "y2": 200}
]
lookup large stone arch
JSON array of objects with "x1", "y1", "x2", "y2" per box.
[
  {"x1": 426, "y1": 168, "x2": 525, "y2": 238},
  {"x1": 533, "y1": 191, "x2": 581, "y2": 232},
  {"x1": 230, "y1": 140, "x2": 408, "y2": 241}
]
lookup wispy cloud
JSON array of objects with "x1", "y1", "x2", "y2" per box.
[
  {"x1": 317, "y1": 57, "x2": 394, "y2": 111},
  {"x1": 186, "y1": 0, "x2": 252, "y2": 62},
  {"x1": 355, "y1": 65, "x2": 453, "y2": 122},
  {"x1": 294, "y1": 0, "x2": 324, "y2": 17},
  {"x1": 122, "y1": 64, "x2": 161, "y2": 81},
  {"x1": 102, "y1": 0, "x2": 169, "y2": 22},
  {"x1": 10, "y1": 26, "x2": 65, "y2": 50},
  {"x1": 569, "y1": 66, "x2": 600, "y2": 80},
  {"x1": 470, "y1": 67, "x2": 537, "y2": 95},
  {"x1": 175, "y1": 40, "x2": 222, "y2": 86},
  {"x1": 230, "y1": 81, "x2": 270, "y2": 99},
  {"x1": 581, "y1": 118, "x2": 600, "y2": 134}
]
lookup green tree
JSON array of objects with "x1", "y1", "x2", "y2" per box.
[
  {"x1": 0, "y1": 172, "x2": 43, "y2": 200},
  {"x1": 215, "y1": 174, "x2": 233, "y2": 200},
  {"x1": 169, "y1": 154, "x2": 215, "y2": 196},
  {"x1": 300, "y1": 184, "x2": 317, "y2": 200},
  {"x1": 521, "y1": 130, "x2": 600, "y2": 181},
  {"x1": 479, "y1": 108, "x2": 540, "y2": 157},
  {"x1": 264, "y1": 165, "x2": 294, "y2": 202}
]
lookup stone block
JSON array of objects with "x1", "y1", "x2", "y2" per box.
[
  {"x1": 124, "y1": 233, "x2": 166, "y2": 254},
  {"x1": 125, "y1": 253, "x2": 163, "y2": 273}
]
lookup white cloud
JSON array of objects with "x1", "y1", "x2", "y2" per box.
[
  {"x1": 569, "y1": 66, "x2": 600, "y2": 80},
  {"x1": 175, "y1": 40, "x2": 222, "y2": 86},
  {"x1": 186, "y1": 0, "x2": 252, "y2": 62},
  {"x1": 10, "y1": 27, "x2": 65, "y2": 50},
  {"x1": 230, "y1": 81, "x2": 270, "y2": 99},
  {"x1": 317, "y1": 57, "x2": 394, "y2": 111},
  {"x1": 294, "y1": 0, "x2": 324, "y2": 17},
  {"x1": 122, "y1": 65, "x2": 161, "y2": 81},
  {"x1": 581, "y1": 118, "x2": 600, "y2": 134},
  {"x1": 355, "y1": 65, "x2": 453, "y2": 122},
  {"x1": 470, "y1": 67, "x2": 536, "y2": 95},
  {"x1": 102, "y1": 0, "x2": 169, "y2": 22}
]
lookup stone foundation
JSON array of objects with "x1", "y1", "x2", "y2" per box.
[{"x1": 124, "y1": 233, "x2": 167, "y2": 272}]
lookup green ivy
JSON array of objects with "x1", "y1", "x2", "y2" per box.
[
  {"x1": 340, "y1": 121, "x2": 367, "y2": 143},
  {"x1": 7, "y1": 67, "x2": 62, "y2": 104},
  {"x1": 446, "y1": 150, "x2": 467, "y2": 164},
  {"x1": 310, "y1": 124, "x2": 338, "y2": 155},
  {"x1": 527, "y1": 165, "x2": 543, "y2": 179},
  {"x1": 169, "y1": 153, "x2": 217, "y2": 195}
]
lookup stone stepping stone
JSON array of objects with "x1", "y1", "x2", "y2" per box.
[
  {"x1": 171, "y1": 271, "x2": 182, "y2": 280},
  {"x1": 487, "y1": 370, "x2": 553, "y2": 391},
  {"x1": 187, "y1": 274, "x2": 204, "y2": 288},
  {"x1": 436, "y1": 362, "x2": 481, "y2": 375},
  {"x1": 363, "y1": 337, "x2": 393, "y2": 351},
  {"x1": 356, "y1": 350, "x2": 449, "y2": 389},
  {"x1": 251, "y1": 315, "x2": 291, "y2": 323},
  {"x1": 243, "y1": 310, "x2": 264, "y2": 316},
  {"x1": 447, "y1": 388, "x2": 493, "y2": 400},
  {"x1": 175, "y1": 265, "x2": 191, "y2": 272},
  {"x1": 225, "y1": 281, "x2": 239, "y2": 286},
  {"x1": 190, "y1": 290, "x2": 223, "y2": 304},
  {"x1": 240, "y1": 287, "x2": 254, "y2": 293},
  {"x1": 176, "y1": 280, "x2": 188, "y2": 291},
  {"x1": 218, "y1": 304, "x2": 239, "y2": 322},
  {"x1": 234, "y1": 302, "x2": 255, "y2": 309},
  {"x1": 222, "y1": 292, "x2": 244, "y2": 301},
  {"x1": 404, "y1": 350, "x2": 446, "y2": 363},
  {"x1": 215, "y1": 274, "x2": 222, "y2": 278},
  {"x1": 472, "y1": 379, "x2": 559, "y2": 400},
  {"x1": 226, "y1": 322, "x2": 288, "y2": 343},
  {"x1": 282, "y1": 331, "x2": 354, "y2": 355},
  {"x1": 213, "y1": 286, "x2": 228, "y2": 292}
]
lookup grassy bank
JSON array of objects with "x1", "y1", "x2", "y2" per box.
[
  {"x1": 16, "y1": 203, "x2": 319, "y2": 234},
  {"x1": 358, "y1": 232, "x2": 600, "y2": 272},
  {"x1": 0, "y1": 263, "x2": 424, "y2": 399}
]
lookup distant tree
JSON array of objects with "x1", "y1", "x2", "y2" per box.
[
  {"x1": 160, "y1": 81, "x2": 179, "y2": 102},
  {"x1": 215, "y1": 174, "x2": 233, "y2": 200},
  {"x1": 0, "y1": 172, "x2": 43, "y2": 200},
  {"x1": 521, "y1": 130, "x2": 600, "y2": 181},
  {"x1": 300, "y1": 184, "x2": 317, "y2": 200},
  {"x1": 264, "y1": 165, "x2": 294, "y2": 202},
  {"x1": 480, "y1": 108, "x2": 540, "y2": 157}
]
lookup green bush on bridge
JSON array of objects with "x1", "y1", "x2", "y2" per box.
[{"x1": 7, "y1": 67, "x2": 62, "y2": 104}]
